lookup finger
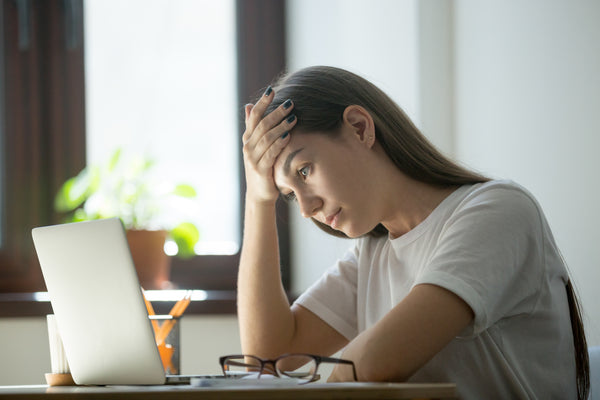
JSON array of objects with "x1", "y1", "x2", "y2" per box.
[
  {"x1": 255, "y1": 127, "x2": 292, "y2": 171},
  {"x1": 244, "y1": 103, "x2": 253, "y2": 122},
  {"x1": 252, "y1": 113, "x2": 297, "y2": 162},
  {"x1": 253, "y1": 98, "x2": 294, "y2": 142},
  {"x1": 245, "y1": 97, "x2": 294, "y2": 149},
  {"x1": 242, "y1": 104, "x2": 254, "y2": 144},
  {"x1": 243, "y1": 86, "x2": 275, "y2": 145},
  {"x1": 243, "y1": 112, "x2": 295, "y2": 170},
  {"x1": 246, "y1": 86, "x2": 274, "y2": 133}
]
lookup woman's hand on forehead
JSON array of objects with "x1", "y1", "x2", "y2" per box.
[{"x1": 241, "y1": 87, "x2": 298, "y2": 204}]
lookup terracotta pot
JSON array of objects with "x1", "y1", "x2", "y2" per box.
[{"x1": 126, "y1": 229, "x2": 170, "y2": 290}]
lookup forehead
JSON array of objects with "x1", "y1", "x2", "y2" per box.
[{"x1": 275, "y1": 133, "x2": 332, "y2": 169}]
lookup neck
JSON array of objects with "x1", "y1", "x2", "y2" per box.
[{"x1": 380, "y1": 175, "x2": 458, "y2": 239}]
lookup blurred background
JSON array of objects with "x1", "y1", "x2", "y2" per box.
[{"x1": 1, "y1": 0, "x2": 598, "y2": 384}]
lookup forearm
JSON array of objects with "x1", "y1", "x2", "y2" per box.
[
  {"x1": 329, "y1": 284, "x2": 473, "y2": 382},
  {"x1": 237, "y1": 197, "x2": 295, "y2": 358}
]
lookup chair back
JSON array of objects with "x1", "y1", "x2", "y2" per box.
[{"x1": 589, "y1": 346, "x2": 600, "y2": 400}]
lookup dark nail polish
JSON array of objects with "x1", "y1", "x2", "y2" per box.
[
  {"x1": 281, "y1": 131, "x2": 290, "y2": 139},
  {"x1": 283, "y1": 99, "x2": 292, "y2": 109},
  {"x1": 286, "y1": 114, "x2": 296, "y2": 124},
  {"x1": 264, "y1": 86, "x2": 273, "y2": 97}
]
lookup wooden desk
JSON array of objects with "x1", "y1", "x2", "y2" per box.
[{"x1": 0, "y1": 382, "x2": 456, "y2": 399}]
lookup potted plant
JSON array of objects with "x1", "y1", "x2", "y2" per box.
[{"x1": 54, "y1": 149, "x2": 200, "y2": 289}]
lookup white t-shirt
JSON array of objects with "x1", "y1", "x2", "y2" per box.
[{"x1": 294, "y1": 180, "x2": 576, "y2": 399}]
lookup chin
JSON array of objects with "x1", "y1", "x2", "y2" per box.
[
  {"x1": 340, "y1": 229, "x2": 361, "y2": 239},
  {"x1": 346, "y1": 222, "x2": 388, "y2": 239},
  {"x1": 313, "y1": 218, "x2": 374, "y2": 239},
  {"x1": 339, "y1": 224, "x2": 371, "y2": 239}
]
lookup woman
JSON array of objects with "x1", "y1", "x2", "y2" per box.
[{"x1": 238, "y1": 65, "x2": 588, "y2": 399}]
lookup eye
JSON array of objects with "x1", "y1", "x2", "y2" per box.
[{"x1": 298, "y1": 165, "x2": 310, "y2": 179}]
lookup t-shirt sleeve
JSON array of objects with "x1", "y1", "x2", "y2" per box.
[
  {"x1": 415, "y1": 186, "x2": 545, "y2": 337},
  {"x1": 293, "y1": 244, "x2": 360, "y2": 340}
]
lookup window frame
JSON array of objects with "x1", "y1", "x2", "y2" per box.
[
  {"x1": 172, "y1": 0, "x2": 290, "y2": 291},
  {"x1": 0, "y1": 0, "x2": 290, "y2": 315},
  {"x1": 0, "y1": 0, "x2": 86, "y2": 294}
]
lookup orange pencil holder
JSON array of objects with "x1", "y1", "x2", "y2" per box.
[{"x1": 149, "y1": 315, "x2": 181, "y2": 375}]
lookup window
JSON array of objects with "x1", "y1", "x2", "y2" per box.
[
  {"x1": 0, "y1": 0, "x2": 289, "y2": 313},
  {"x1": 85, "y1": 0, "x2": 241, "y2": 256}
]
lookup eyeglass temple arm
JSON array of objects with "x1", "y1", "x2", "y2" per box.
[
  {"x1": 222, "y1": 359, "x2": 252, "y2": 368},
  {"x1": 317, "y1": 356, "x2": 358, "y2": 381}
]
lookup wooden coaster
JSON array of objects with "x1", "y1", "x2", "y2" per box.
[{"x1": 45, "y1": 372, "x2": 76, "y2": 386}]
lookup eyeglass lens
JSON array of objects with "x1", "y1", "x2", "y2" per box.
[
  {"x1": 275, "y1": 354, "x2": 317, "y2": 380},
  {"x1": 222, "y1": 355, "x2": 265, "y2": 376},
  {"x1": 222, "y1": 355, "x2": 318, "y2": 382}
]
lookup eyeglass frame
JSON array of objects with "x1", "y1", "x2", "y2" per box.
[{"x1": 219, "y1": 353, "x2": 358, "y2": 383}]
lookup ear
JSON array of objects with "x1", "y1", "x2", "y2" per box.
[{"x1": 342, "y1": 105, "x2": 376, "y2": 148}]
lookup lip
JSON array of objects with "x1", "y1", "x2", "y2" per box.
[{"x1": 324, "y1": 208, "x2": 341, "y2": 229}]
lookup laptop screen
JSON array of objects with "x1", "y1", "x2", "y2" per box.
[{"x1": 32, "y1": 218, "x2": 166, "y2": 385}]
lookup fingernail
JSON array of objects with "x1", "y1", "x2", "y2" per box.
[
  {"x1": 286, "y1": 114, "x2": 296, "y2": 124},
  {"x1": 281, "y1": 131, "x2": 290, "y2": 139},
  {"x1": 264, "y1": 86, "x2": 273, "y2": 97},
  {"x1": 283, "y1": 99, "x2": 292, "y2": 109}
]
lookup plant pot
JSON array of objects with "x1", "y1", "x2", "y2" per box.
[{"x1": 126, "y1": 229, "x2": 171, "y2": 290}]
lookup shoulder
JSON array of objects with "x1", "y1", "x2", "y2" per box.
[
  {"x1": 438, "y1": 180, "x2": 549, "y2": 252},
  {"x1": 456, "y1": 180, "x2": 543, "y2": 224},
  {"x1": 463, "y1": 180, "x2": 538, "y2": 205}
]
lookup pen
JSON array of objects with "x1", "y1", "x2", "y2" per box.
[
  {"x1": 156, "y1": 290, "x2": 192, "y2": 345},
  {"x1": 142, "y1": 290, "x2": 159, "y2": 333}
]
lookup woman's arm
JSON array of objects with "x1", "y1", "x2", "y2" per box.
[
  {"x1": 329, "y1": 283, "x2": 474, "y2": 382},
  {"x1": 237, "y1": 89, "x2": 347, "y2": 358}
]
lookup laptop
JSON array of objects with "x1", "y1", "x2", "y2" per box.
[{"x1": 32, "y1": 218, "x2": 219, "y2": 385}]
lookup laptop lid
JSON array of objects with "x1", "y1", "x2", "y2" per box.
[{"x1": 32, "y1": 218, "x2": 166, "y2": 385}]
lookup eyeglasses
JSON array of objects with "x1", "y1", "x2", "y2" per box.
[{"x1": 219, "y1": 353, "x2": 358, "y2": 384}]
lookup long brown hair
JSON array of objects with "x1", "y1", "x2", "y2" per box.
[
  {"x1": 567, "y1": 280, "x2": 590, "y2": 400},
  {"x1": 265, "y1": 66, "x2": 488, "y2": 238},
  {"x1": 263, "y1": 65, "x2": 589, "y2": 398}
]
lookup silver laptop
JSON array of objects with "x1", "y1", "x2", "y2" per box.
[{"x1": 32, "y1": 218, "x2": 213, "y2": 385}]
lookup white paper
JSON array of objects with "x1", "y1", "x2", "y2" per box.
[
  {"x1": 190, "y1": 374, "x2": 302, "y2": 388},
  {"x1": 46, "y1": 314, "x2": 70, "y2": 374}
]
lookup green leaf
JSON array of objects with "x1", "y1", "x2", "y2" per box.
[
  {"x1": 87, "y1": 166, "x2": 102, "y2": 193},
  {"x1": 142, "y1": 158, "x2": 155, "y2": 172},
  {"x1": 72, "y1": 208, "x2": 92, "y2": 222},
  {"x1": 173, "y1": 184, "x2": 197, "y2": 198},
  {"x1": 170, "y1": 222, "x2": 200, "y2": 259},
  {"x1": 54, "y1": 178, "x2": 76, "y2": 212},
  {"x1": 54, "y1": 168, "x2": 94, "y2": 212},
  {"x1": 108, "y1": 148, "x2": 122, "y2": 172}
]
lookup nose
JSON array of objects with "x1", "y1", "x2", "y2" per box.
[{"x1": 297, "y1": 193, "x2": 322, "y2": 219}]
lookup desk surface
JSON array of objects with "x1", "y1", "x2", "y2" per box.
[{"x1": 0, "y1": 382, "x2": 456, "y2": 399}]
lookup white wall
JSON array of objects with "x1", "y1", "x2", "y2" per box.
[
  {"x1": 0, "y1": 318, "x2": 50, "y2": 385},
  {"x1": 453, "y1": 0, "x2": 600, "y2": 344},
  {"x1": 0, "y1": 315, "x2": 239, "y2": 385},
  {"x1": 285, "y1": 0, "x2": 423, "y2": 294}
]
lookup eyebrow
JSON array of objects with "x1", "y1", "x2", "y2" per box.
[{"x1": 283, "y1": 148, "x2": 304, "y2": 176}]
